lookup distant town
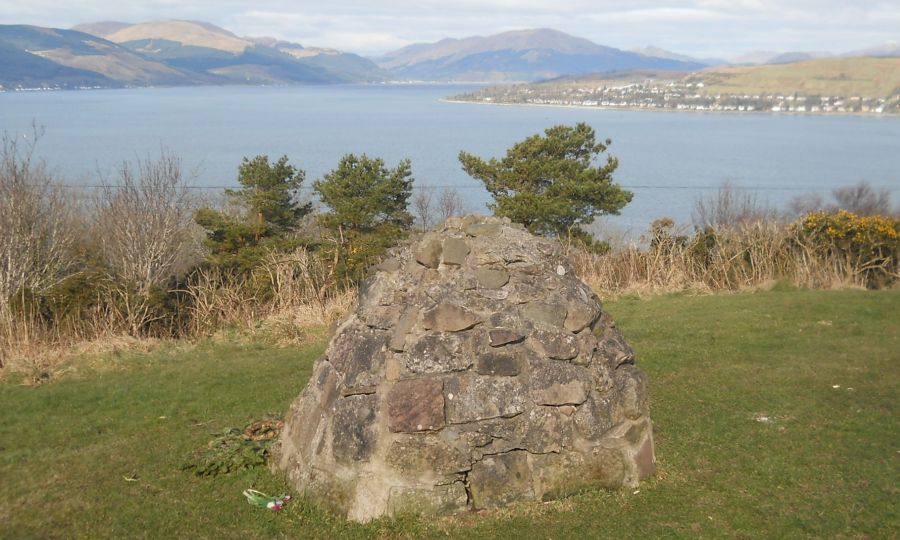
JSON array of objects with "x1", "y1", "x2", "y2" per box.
[{"x1": 450, "y1": 79, "x2": 900, "y2": 115}]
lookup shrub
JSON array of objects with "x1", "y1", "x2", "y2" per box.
[
  {"x1": 794, "y1": 210, "x2": 899, "y2": 288},
  {"x1": 195, "y1": 155, "x2": 311, "y2": 272},
  {"x1": 0, "y1": 127, "x2": 75, "y2": 311}
]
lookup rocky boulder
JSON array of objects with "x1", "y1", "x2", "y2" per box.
[{"x1": 275, "y1": 215, "x2": 655, "y2": 522}]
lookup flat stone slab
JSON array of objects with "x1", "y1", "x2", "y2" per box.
[
  {"x1": 475, "y1": 352, "x2": 522, "y2": 376},
  {"x1": 528, "y1": 327, "x2": 579, "y2": 360},
  {"x1": 520, "y1": 302, "x2": 568, "y2": 327},
  {"x1": 415, "y1": 238, "x2": 442, "y2": 268},
  {"x1": 388, "y1": 378, "x2": 445, "y2": 432},
  {"x1": 464, "y1": 222, "x2": 501, "y2": 237},
  {"x1": 530, "y1": 358, "x2": 589, "y2": 406},
  {"x1": 387, "y1": 435, "x2": 471, "y2": 475},
  {"x1": 475, "y1": 267, "x2": 510, "y2": 289},
  {"x1": 442, "y1": 238, "x2": 470, "y2": 266},
  {"x1": 422, "y1": 303, "x2": 481, "y2": 332},
  {"x1": 387, "y1": 483, "x2": 469, "y2": 516},
  {"x1": 444, "y1": 374, "x2": 528, "y2": 423},
  {"x1": 488, "y1": 328, "x2": 524, "y2": 347},
  {"x1": 332, "y1": 394, "x2": 378, "y2": 464},
  {"x1": 407, "y1": 332, "x2": 473, "y2": 373}
]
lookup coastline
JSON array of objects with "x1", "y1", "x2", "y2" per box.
[{"x1": 439, "y1": 98, "x2": 900, "y2": 118}]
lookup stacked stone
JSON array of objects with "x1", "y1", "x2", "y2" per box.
[{"x1": 276, "y1": 215, "x2": 655, "y2": 522}]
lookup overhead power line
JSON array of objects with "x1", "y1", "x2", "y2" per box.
[{"x1": 44, "y1": 183, "x2": 896, "y2": 192}]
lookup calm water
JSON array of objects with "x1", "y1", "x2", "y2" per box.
[{"x1": 1, "y1": 84, "x2": 898, "y2": 234}]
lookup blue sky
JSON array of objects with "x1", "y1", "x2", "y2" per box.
[{"x1": 1, "y1": 0, "x2": 898, "y2": 57}]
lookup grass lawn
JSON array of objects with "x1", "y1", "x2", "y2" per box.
[{"x1": 1, "y1": 289, "x2": 898, "y2": 539}]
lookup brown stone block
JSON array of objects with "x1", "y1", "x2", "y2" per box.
[
  {"x1": 476, "y1": 352, "x2": 522, "y2": 376},
  {"x1": 386, "y1": 435, "x2": 471, "y2": 476},
  {"x1": 388, "y1": 378, "x2": 445, "y2": 432},
  {"x1": 616, "y1": 365, "x2": 650, "y2": 420},
  {"x1": 389, "y1": 306, "x2": 420, "y2": 352},
  {"x1": 422, "y1": 303, "x2": 481, "y2": 332},
  {"x1": 488, "y1": 328, "x2": 524, "y2": 347}
]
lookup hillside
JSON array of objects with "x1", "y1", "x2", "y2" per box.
[
  {"x1": 0, "y1": 25, "x2": 196, "y2": 88},
  {"x1": 375, "y1": 28, "x2": 705, "y2": 82},
  {"x1": 102, "y1": 20, "x2": 253, "y2": 54},
  {"x1": 629, "y1": 46, "x2": 726, "y2": 66},
  {"x1": 0, "y1": 20, "x2": 386, "y2": 90},
  {"x1": 0, "y1": 40, "x2": 115, "y2": 88},
  {"x1": 451, "y1": 56, "x2": 900, "y2": 114},
  {"x1": 843, "y1": 42, "x2": 900, "y2": 58},
  {"x1": 693, "y1": 57, "x2": 900, "y2": 97},
  {"x1": 82, "y1": 20, "x2": 387, "y2": 83}
]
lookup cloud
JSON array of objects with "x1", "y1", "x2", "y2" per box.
[{"x1": 0, "y1": 0, "x2": 897, "y2": 58}]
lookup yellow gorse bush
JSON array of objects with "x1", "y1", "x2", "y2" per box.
[
  {"x1": 793, "y1": 210, "x2": 899, "y2": 288},
  {"x1": 797, "y1": 210, "x2": 899, "y2": 245}
]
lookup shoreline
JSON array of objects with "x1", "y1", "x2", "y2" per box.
[{"x1": 439, "y1": 98, "x2": 900, "y2": 118}]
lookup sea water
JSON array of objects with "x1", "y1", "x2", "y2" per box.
[{"x1": 1, "y1": 84, "x2": 898, "y2": 235}]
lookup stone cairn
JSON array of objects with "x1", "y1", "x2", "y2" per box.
[{"x1": 275, "y1": 215, "x2": 655, "y2": 522}]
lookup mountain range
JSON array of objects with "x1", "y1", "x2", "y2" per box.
[
  {"x1": 0, "y1": 21, "x2": 387, "y2": 89},
  {"x1": 1, "y1": 20, "x2": 898, "y2": 90},
  {"x1": 372, "y1": 28, "x2": 706, "y2": 81}
]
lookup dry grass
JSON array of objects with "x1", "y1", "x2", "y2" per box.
[
  {"x1": 0, "y1": 306, "x2": 166, "y2": 385},
  {"x1": 696, "y1": 57, "x2": 900, "y2": 98},
  {"x1": 571, "y1": 218, "x2": 895, "y2": 299},
  {"x1": 6, "y1": 214, "x2": 895, "y2": 381},
  {"x1": 0, "y1": 247, "x2": 356, "y2": 383}
]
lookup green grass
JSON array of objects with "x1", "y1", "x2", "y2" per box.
[{"x1": 1, "y1": 289, "x2": 898, "y2": 538}]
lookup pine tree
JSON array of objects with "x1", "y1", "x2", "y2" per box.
[
  {"x1": 195, "y1": 155, "x2": 311, "y2": 270},
  {"x1": 459, "y1": 123, "x2": 632, "y2": 249},
  {"x1": 313, "y1": 154, "x2": 414, "y2": 279}
]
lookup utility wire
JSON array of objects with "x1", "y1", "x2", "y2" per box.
[{"x1": 44, "y1": 183, "x2": 895, "y2": 192}]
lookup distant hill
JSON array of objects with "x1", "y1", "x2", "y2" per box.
[
  {"x1": 93, "y1": 20, "x2": 253, "y2": 54},
  {"x1": 0, "y1": 20, "x2": 386, "y2": 90},
  {"x1": 0, "y1": 39, "x2": 115, "y2": 88},
  {"x1": 730, "y1": 50, "x2": 782, "y2": 65},
  {"x1": 842, "y1": 42, "x2": 900, "y2": 58},
  {"x1": 451, "y1": 56, "x2": 899, "y2": 115},
  {"x1": 374, "y1": 28, "x2": 706, "y2": 82},
  {"x1": 0, "y1": 24, "x2": 196, "y2": 89},
  {"x1": 243, "y1": 36, "x2": 388, "y2": 82},
  {"x1": 81, "y1": 20, "x2": 387, "y2": 83},
  {"x1": 629, "y1": 46, "x2": 727, "y2": 66},
  {"x1": 691, "y1": 57, "x2": 900, "y2": 98},
  {"x1": 765, "y1": 51, "x2": 832, "y2": 65}
]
